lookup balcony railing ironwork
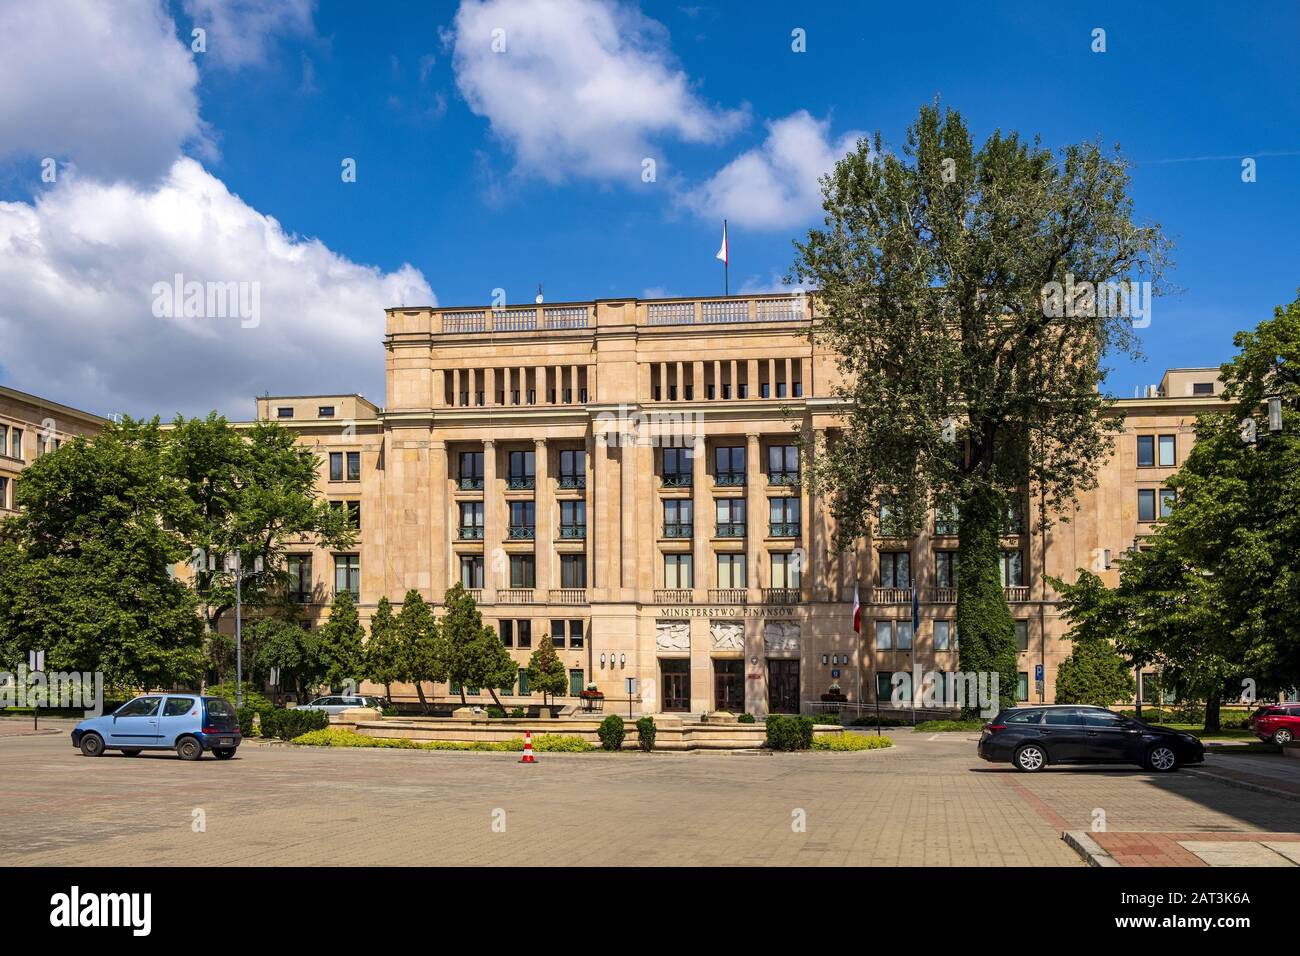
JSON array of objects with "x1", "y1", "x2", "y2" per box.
[
  {"x1": 557, "y1": 474, "x2": 586, "y2": 490},
  {"x1": 768, "y1": 471, "x2": 800, "y2": 487},
  {"x1": 708, "y1": 588, "x2": 747, "y2": 604},
  {"x1": 661, "y1": 474, "x2": 692, "y2": 488},
  {"x1": 458, "y1": 526, "x2": 484, "y2": 540},
  {"x1": 762, "y1": 587, "x2": 801, "y2": 605},
  {"x1": 458, "y1": 476, "x2": 484, "y2": 491},
  {"x1": 653, "y1": 588, "x2": 693, "y2": 604},
  {"x1": 508, "y1": 525, "x2": 535, "y2": 540},
  {"x1": 662, "y1": 523, "x2": 694, "y2": 538},
  {"x1": 714, "y1": 473, "x2": 745, "y2": 487},
  {"x1": 769, "y1": 522, "x2": 800, "y2": 538},
  {"x1": 558, "y1": 525, "x2": 586, "y2": 540},
  {"x1": 715, "y1": 522, "x2": 745, "y2": 538},
  {"x1": 506, "y1": 476, "x2": 535, "y2": 491}
]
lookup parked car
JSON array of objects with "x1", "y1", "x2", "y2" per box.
[
  {"x1": 71, "y1": 694, "x2": 242, "y2": 760},
  {"x1": 977, "y1": 704, "x2": 1204, "y2": 773},
  {"x1": 296, "y1": 695, "x2": 385, "y2": 716},
  {"x1": 1248, "y1": 702, "x2": 1300, "y2": 744}
]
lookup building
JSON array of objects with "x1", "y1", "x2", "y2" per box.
[
  {"x1": 243, "y1": 294, "x2": 1228, "y2": 716},
  {"x1": 0, "y1": 386, "x2": 107, "y2": 514}
]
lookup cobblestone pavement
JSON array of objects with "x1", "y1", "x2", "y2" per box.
[{"x1": 3, "y1": 730, "x2": 1298, "y2": 867}]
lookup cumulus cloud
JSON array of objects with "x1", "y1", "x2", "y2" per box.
[
  {"x1": 0, "y1": 0, "x2": 205, "y2": 185},
  {"x1": 684, "y1": 110, "x2": 864, "y2": 230},
  {"x1": 0, "y1": 159, "x2": 433, "y2": 418},
  {"x1": 450, "y1": 0, "x2": 745, "y2": 181},
  {"x1": 182, "y1": 0, "x2": 316, "y2": 70}
]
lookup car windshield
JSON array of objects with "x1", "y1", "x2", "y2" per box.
[{"x1": 204, "y1": 698, "x2": 235, "y2": 718}]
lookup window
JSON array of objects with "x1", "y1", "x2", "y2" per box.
[
  {"x1": 714, "y1": 446, "x2": 745, "y2": 485},
  {"x1": 460, "y1": 555, "x2": 484, "y2": 589},
  {"x1": 1002, "y1": 499, "x2": 1026, "y2": 535},
  {"x1": 879, "y1": 551, "x2": 911, "y2": 588},
  {"x1": 662, "y1": 447, "x2": 693, "y2": 486},
  {"x1": 715, "y1": 498, "x2": 745, "y2": 536},
  {"x1": 1017, "y1": 673, "x2": 1030, "y2": 702},
  {"x1": 663, "y1": 499, "x2": 692, "y2": 536},
  {"x1": 999, "y1": 550, "x2": 1024, "y2": 587},
  {"x1": 287, "y1": 554, "x2": 312, "y2": 603},
  {"x1": 934, "y1": 504, "x2": 959, "y2": 536},
  {"x1": 568, "y1": 619, "x2": 584, "y2": 649},
  {"x1": 935, "y1": 551, "x2": 958, "y2": 588},
  {"x1": 163, "y1": 697, "x2": 196, "y2": 717},
  {"x1": 116, "y1": 697, "x2": 162, "y2": 718},
  {"x1": 36, "y1": 435, "x2": 47, "y2": 457},
  {"x1": 934, "y1": 620, "x2": 951, "y2": 651},
  {"x1": 1158, "y1": 434, "x2": 1176, "y2": 467},
  {"x1": 508, "y1": 450, "x2": 535, "y2": 488},
  {"x1": 769, "y1": 497, "x2": 800, "y2": 536},
  {"x1": 1015, "y1": 620, "x2": 1029, "y2": 652},
  {"x1": 347, "y1": 451, "x2": 360, "y2": 481},
  {"x1": 1159, "y1": 488, "x2": 1176, "y2": 518},
  {"x1": 767, "y1": 445, "x2": 798, "y2": 483},
  {"x1": 559, "y1": 449, "x2": 586, "y2": 488},
  {"x1": 459, "y1": 451, "x2": 484, "y2": 489},
  {"x1": 329, "y1": 452, "x2": 344, "y2": 481},
  {"x1": 569, "y1": 669, "x2": 585, "y2": 698},
  {"x1": 509, "y1": 554, "x2": 536, "y2": 588},
  {"x1": 875, "y1": 672, "x2": 893, "y2": 702},
  {"x1": 0, "y1": 476, "x2": 8, "y2": 509},
  {"x1": 10, "y1": 428, "x2": 22, "y2": 460},
  {"x1": 1083, "y1": 710, "x2": 1127, "y2": 728},
  {"x1": 334, "y1": 554, "x2": 360, "y2": 598},
  {"x1": 1006, "y1": 709, "x2": 1043, "y2": 724},
  {"x1": 776, "y1": 381, "x2": 787, "y2": 399},
  {"x1": 0, "y1": 425, "x2": 7, "y2": 456},
  {"x1": 716, "y1": 554, "x2": 746, "y2": 589},
  {"x1": 551, "y1": 619, "x2": 566, "y2": 648},
  {"x1": 559, "y1": 500, "x2": 585, "y2": 537},
  {"x1": 318, "y1": 405, "x2": 335, "y2": 418},
  {"x1": 346, "y1": 500, "x2": 361, "y2": 529},
  {"x1": 664, "y1": 553, "x2": 693, "y2": 589},
  {"x1": 500, "y1": 620, "x2": 514, "y2": 647},
  {"x1": 276, "y1": 406, "x2": 294, "y2": 419},
  {"x1": 516, "y1": 619, "x2": 532, "y2": 649},
  {"x1": 509, "y1": 500, "x2": 536, "y2": 536},
  {"x1": 1192, "y1": 382, "x2": 1214, "y2": 395},
  {"x1": 896, "y1": 621, "x2": 913, "y2": 650},
  {"x1": 1137, "y1": 435, "x2": 1155, "y2": 467},
  {"x1": 875, "y1": 620, "x2": 893, "y2": 650},
  {"x1": 792, "y1": 381, "x2": 803, "y2": 398},
  {"x1": 771, "y1": 552, "x2": 802, "y2": 588},
  {"x1": 459, "y1": 501, "x2": 484, "y2": 537},
  {"x1": 878, "y1": 499, "x2": 907, "y2": 537},
  {"x1": 517, "y1": 667, "x2": 530, "y2": 695},
  {"x1": 559, "y1": 554, "x2": 586, "y2": 588},
  {"x1": 1138, "y1": 488, "x2": 1157, "y2": 522}
]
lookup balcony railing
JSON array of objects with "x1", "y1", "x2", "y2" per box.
[
  {"x1": 662, "y1": 523, "x2": 693, "y2": 538},
  {"x1": 549, "y1": 588, "x2": 588, "y2": 605},
  {"x1": 508, "y1": 525, "x2": 535, "y2": 540},
  {"x1": 1005, "y1": 586, "x2": 1030, "y2": 603},
  {"x1": 558, "y1": 524, "x2": 586, "y2": 540},
  {"x1": 768, "y1": 471, "x2": 800, "y2": 487},
  {"x1": 647, "y1": 302, "x2": 695, "y2": 325},
  {"x1": 466, "y1": 588, "x2": 483, "y2": 603},
  {"x1": 458, "y1": 526, "x2": 484, "y2": 540},
  {"x1": 714, "y1": 473, "x2": 745, "y2": 487},
  {"x1": 701, "y1": 300, "x2": 749, "y2": 324},
  {"x1": 458, "y1": 476, "x2": 484, "y2": 491},
  {"x1": 930, "y1": 586, "x2": 958, "y2": 604},
  {"x1": 708, "y1": 588, "x2": 747, "y2": 604},
  {"x1": 762, "y1": 587, "x2": 801, "y2": 605},
  {"x1": 543, "y1": 306, "x2": 590, "y2": 329},
  {"x1": 769, "y1": 522, "x2": 800, "y2": 538},
  {"x1": 430, "y1": 295, "x2": 804, "y2": 334},
  {"x1": 495, "y1": 308, "x2": 538, "y2": 331},
  {"x1": 557, "y1": 474, "x2": 586, "y2": 490},
  {"x1": 498, "y1": 588, "x2": 535, "y2": 604},
  {"x1": 506, "y1": 476, "x2": 535, "y2": 491},
  {"x1": 661, "y1": 474, "x2": 692, "y2": 488},
  {"x1": 443, "y1": 310, "x2": 487, "y2": 333},
  {"x1": 872, "y1": 587, "x2": 914, "y2": 605},
  {"x1": 716, "y1": 522, "x2": 745, "y2": 538},
  {"x1": 755, "y1": 296, "x2": 805, "y2": 322},
  {"x1": 654, "y1": 588, "x2": 693, "y2": 604}
]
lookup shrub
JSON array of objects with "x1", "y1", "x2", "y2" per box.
[
  {"x1": 236, "y1": 704, "x2": 272, "y2": 737},
  {"x1": 598, "y1": 714, "x2": 625, "y2": 751},
  {"x1": 509, "y1": 707, "x2": 526, "y2": 718},
  {"x1": 635, "y1": 716, "x2": 657, "y2": 752},
  {"x1": 765, "y1": 714, "x2": 815, "y2": 751},
  {"x1": 261, "y1": 707, "x2": 329, "y2": 741},
  {"x1": 737, "y1": 712, "x2": 755, "y2": 724},
  {"x1": 812, "y1": 712, "x2": 842, "y2": 726},
  {"x1": 288, "y1": 727, "x2": 593, "y2": 752},
  {"x1": 486, "y1": 705, "x2": 506, "y2": 718},
  {"x1": 913, "y1": 719, "x2": 986, "y2": 733},
  {"x1": 811, "y1": 733, "x2": 894, "y2": 751},
  {"x1": 532, "y1": 733, "x2": 594, "y2": 752}
]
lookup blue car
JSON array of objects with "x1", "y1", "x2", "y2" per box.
[{"x1": 71, "y1": 694, "x2": 242, "y2": 760}]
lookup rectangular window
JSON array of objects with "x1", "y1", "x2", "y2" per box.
[
  {"x1": 347, "y1": 451, "x2": 361, "y2": 481},
  {"x1": 347, "y1": 500, "x2": 360, "y2": 530},
  {"x1": 560, "y1": 554, "x2": 586, "y2": 588},
  {"x1": 1138, "y1": 488, "x2": 1157, "y2": 522},
  {"x1": 934, "y1": 620, "x2": 951, "y2": 651},
  {"x1": 715, "y1": 498, "x2": 745, "y2": 536},
  {"x1": 662, "y1": 447, "x2": 693, "y2": 485},
  {"x1": 500, "y1": 620, "x2": 514, "y2": 648},
  {"x1": 767, "y1": 444, "x2": 798, "y2": 483},
  {"x1": 333, "y1": 554, "x2": 360, "y2": 598},
  {"x1": 509, "y1": 554, "x2": 536, "y2": 588},
  {"x1": 1192, "y1": 382, "x2": 1214, "y2": 396},
  {"x1": 568, "y1": 619, "x2": 584, "y2": 649},
  {"x1": 999, "y1": 550, "x2": 1025, "y2": 587},
  {"x1": 509, "y1": 500, "x2": 536, "y2": 533},
  {"x1": 935, "y1": 551, "x2": 958, "y2": 588},
  {"x1": 516, "y1": 619, "x2": 532, "y2": 649},
  {"x1": 459, "y1": 501, "x2": 484, "y2": 532},
  {"x1": 771, "y1": 552, "x2": 802, "y2": 588},
  {"x1": 36, "y1": 435, "x2": 47, "y2": 457},
  {"x1": 896, "y1": 621, "x2": 913, "y2": 650},
  {"x1": 329, "y1": 452, "x2": 343, "y2": 481},
  {"x1": 559, "y1": 449, "x2": 586, "y2": 487},
  {"x1": 769, "y1": 496, "x2": 800, "y2": 536},
  {"x1": 875, "y1": 620, "x2": 893, "y2": 650},
  {"x1": 287, "y1": 554, "x2": 312, "y2": 603},
  {"x1": 664, "y1": 553, "x2": 693, "y2": 589},
  {"x1": 276, "y1": 406, "x2": 294, "y2": 419},
  {"x1": 1002, "y1": 499, "x2": 1026, "y2": 535},
  {"x1": 559, "y1": 500, "x2": 585, "y2": 536},
  {"x1": 508, "y1": 450, "x2": 535, "y2": 486},
  {"x1": 876, "y1": 672, "x2": 893, "y2": 702},
  {"x1": 1015, "y1": 620, "x2": 1029, "y2": 652},
  {"x1": 460, "y1": 555, "x2": 484, "y2": 588},
  {"x1": 1159, "y1": 488, "x2": 1176, "y2": 518},
  {"x1": 663, "y1": 498, "x2": 693, "y2": 535},
  {"x1": 8, "y1": 428, "x2": 19, "y2": 460},
  {"x1": 776, "y1": 381, "x2": 787, "y2": 399},
  {"x1": 1158, "y1": 434, "x2": 1176, "y2": 467},
  {"x1": 569, "y1": 669, "x2": 585, "y2": 698},
  {"x1": 1137, "y1": 435, "x2": 1155, "y2": 467},
  {"x1": 0, "y1": 476, "x2": 8, "y2": 510},
  {"x1": 551, "y1": 619, "x2": 566, "y2": 649},
  {"x1": 459, "y1": 451, "x2": 484, "y2": 488},
  {"x1": 318, "y1": 405, "x2": 335, "y2": 418},
  {"x1": 934, "y1": 504, "x2": 959, "y2": 536},
  {"x1": 0, "y1": 425, "x2": 7, "y2": 457},
  {"x1": 879, "y1": 551, "x2": 911, "y2": 588},
  {"x1": 878, "y1": 499, "x2": 906, "y2": 537},
  {"x1": 1017, "y1": 672, "x2": 1030, "y2": 702},
  {"x1": 760, "y1": 382, "x2": 771, "y2": 399},
  {"x1": 716, "y1": 553, "x2": 746, "y2": 589},
  {"x1": 517, "y1": 667, "x2": 530, "y2": 696}
]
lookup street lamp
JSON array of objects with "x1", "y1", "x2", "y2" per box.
[
  {"x1": 1268, "y1": 395, "x2": 1283, "y2": 434},
  {"x1": 223, "y1": 548, "x2": 264, "y2": 707}
]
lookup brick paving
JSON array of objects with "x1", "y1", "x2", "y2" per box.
[{"x1": 3, "y1": 729, "x2": 1298, "y2": 867}]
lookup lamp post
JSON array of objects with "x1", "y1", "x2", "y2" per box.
[{"x1": 225, "y1": 548, "x2": 264, "y2": 708}]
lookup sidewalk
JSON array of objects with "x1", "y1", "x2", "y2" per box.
[{"x1": 0, "y1": 715, "x2": 77, "y2": 737}]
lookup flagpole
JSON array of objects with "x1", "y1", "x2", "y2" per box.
[{"x1": 723, "y1": 219, "x2": 729, "y2": 295}]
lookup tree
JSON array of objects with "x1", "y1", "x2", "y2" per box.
[
  {"x1": 791, "y1": 103, "x2": 1168, "y2": 708},
  {"x1": 318, "y1": 589, "x2": 365, "y2": 692},
  {"x1": 365, "y1": 596, "x2": 402, "y2": 702},
  {"x1": 0, "y1": 419, "x2": 205, "y2": 689},
  {"x1": 441, "y1": 582, "x2": 512, "y2": 707},
  {"x1": 1048, "y1": 571, "x2": 1135, "y2": 706},
  {"x1": 473, "y1": 624, "x2": 519, "y2": 713},
  {"x1": 526, "y1": 634, "x2": 568, "y2": 707},
  {"x1": 395, "y1": 589, "x2": 442, "y2": 713},
  {"x1": 252, "y1": 616, "x2": 323, "y2": 704}
]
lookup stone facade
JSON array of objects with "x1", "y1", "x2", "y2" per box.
[{"x1": 0, "y1": 386, "x2": 107, "y2": 515}]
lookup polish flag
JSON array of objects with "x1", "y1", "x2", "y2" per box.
[
  {"x1": 715, "y1": 221, "x2": 728, "y2": 266},
  {"x1": 852, "y1": 582, "x2": 861, "y2": 633}
]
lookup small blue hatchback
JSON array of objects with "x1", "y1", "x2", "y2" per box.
[{"x1": 71, "y1": 694, "x2": 242, "y2": 760}]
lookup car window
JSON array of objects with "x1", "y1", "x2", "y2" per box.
[
  {"x1": 163, "y1": 697, "x2": 196, "y2": 717},
  {"x1": 117, "y1": 696, "x2": 162, "y2": 717},
  {"x1": 1043, "y1": 709, "x2": 1082, "y2": 726},
  {"x1": 344, "y1": 697, "x2": 362, "y2": 706},
  {"x1": 1005, "y1": 710, "x2": 1043, "y2": 724},
  {"x1": 204, "y1": 698, "x2": 235, "y2": 718},
  {"x1": 1082, "y1": 711, "x2": 1126, "y2": 728}
]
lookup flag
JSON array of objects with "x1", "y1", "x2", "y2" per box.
[
  {"x1": 715, "y1": 221, "x2": 728, "y2": 266},
  {"x1": 852, "y1": 581, "x2": 861, "y2": 633}
]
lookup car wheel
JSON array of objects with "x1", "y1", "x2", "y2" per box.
[
  {"x1": 1146, "y1": 745, "x2": 1179, "y2": 772},
  {"x1": 1273, "y1": 728, "x2": 1294, "y2": 745},
  {"x1": 1014, "y1": 743, "x2": 1047, "y2": 772},
  {"x1": 175, "y1": 736, "x2": 203, "y2": 761},
  {"x1": 79, "y1": 733, "x2": 105, "y2": 757},
  {"x1": 212, "y1": 748, "x2": 236, "y2": 760},
  {"x1": 120, "y1": 749, "x2": 142, "y2": 757}
]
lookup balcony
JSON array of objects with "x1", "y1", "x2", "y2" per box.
[
  {"x1": 654, "y1": 588, "x2": 693, "y2": 604},
  {"x1": 930, "y1": 586, "x2": 958, "y2": 604},
  {"x1": 661, "y1": 474, "x2": 692, "y2": 488},
  {"x1": 549, "y1": 588, "x2": 588, "y2": 605},
  {"x1": 498, "y1": 588, "x2": 535, "y2": 604},
  {"x1": 769, "y1": 522, "x2": 800, "y2": 538},
  {"x1": 768, "y1": 471, "x2": 800, "y2": 487},
  {"x1": 715, "y1": 522, "x2": 745, "y2": 538},
  {"x1": 466, "y1": 588, "x2": 484, "y2": 603},
  {"x1": 458, "y1": 476, "x2": 484, "y2": 491},
  {"x1": 762, "y1": 587, "x2": 801, "y2": 605},
  {"x1": 458, "y1": 526, "x2": 484, "y2": 541},
  {"x1": 558, "y1": 525, "x2": 586, "y2": 540},
  {"x1": 557, "y1": 475, "x2": 586, "y2": 490},
  {"x1": 508, "y1": 525, "x2": 535, "y2": 540},
  {"x1": 662, "y1": 523, "x2": 693, "y2": 539},
  {"x1": 506, "y1": 476, "x2": 535, "y2": 491},
  {"x1": 871, "y1": 587, "x2": 914, "y2": 605},
  {"x1": 714, "y1": 473, "x2": 745, "y2": 487},
  {"x1": 1005, "y1": 586, "x2": 1030, "y2": 603},
  {"x1": 708, "y1": 588, "x2": 747, "y2": 604}
]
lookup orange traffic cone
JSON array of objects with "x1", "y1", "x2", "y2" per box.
[{"x1": 519, "y1": 730, "x2": 537, "y2": 763}]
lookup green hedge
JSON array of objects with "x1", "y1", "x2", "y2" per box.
[
  {"x1": 290, "y1": 728, "x2": 593, "y2": 752},
  {"x1": 598, "y1": 714, "x2": 625, "y2": 750},
  {"x1": 737, "y1": 712, "x2": 756, "y2": 724},
  {"x1": 635, "y1": 716, "x2": 657, "y2": 752},
  {"x1": 261, "y1": 707, "x2": 329, "y2": 741},
  {"x1": 811, "y1": 733, "x2": 894, "y2": 751},
  {"x1": 913, "y1": 719, "x2": 986, "y2": 733},
  {"x1": 765, "y1": 714, "x2": 815, "y2": 751},
  {"x1": 236, "y1": 703, "x2": 273, "y2": 737}
]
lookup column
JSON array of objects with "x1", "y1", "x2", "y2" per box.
[
  {"x1": 745, "y1": 433, "x2": 764, "y2": 603},
  {"x1": 692, "y1": 360, "x2": 704, "y2": 402},
  {"x1": 586, "y1": 431, "x2": 597, "y2": 592},
  {"x1": 569, "y1": 364, "x2": 579, "y2": 403},
  {"x1": 452, "y1": 369, "x2": 461, "y2": 407},
  {"x1": 810, "y1": 428, "x2": 828, "y2": 601},
  {"x1": 482, "y1": 439, "x2": 498, "y2": 603},
  {"x1": 592, "y1": 430, "x2": 609, "y2": 594},
  {"x1": 433, "y1": 369, "x2": 445, "y2": 408},
  {"x1": 430, "y1": 440, "x2": 447, "y2": 599},
  {"x1": 692, "y1": 434, "x2": 709, "y2": 595},
  {"x1": 535, "y1": 438, "x2": 552, "y2": 597},
  {"x1": 620, "y1": 427, "x2": 636, "y2": 595}
]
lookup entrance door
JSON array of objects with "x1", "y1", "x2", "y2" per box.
[
  {"x1": 713, "y1": 660, "x2": 744, "y2": 712},
  {"x1": 767, "y1": 659, "x2": 800, "y2": 714},
  {"x1": 661, "y1": 659, "x2": 691, "y2": 711}
]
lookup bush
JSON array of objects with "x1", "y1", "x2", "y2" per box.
[
  {"x1": 765, "y1": 714, "x2": 815, "y2": 751},
  {"x1": 811, "y1": 712, "x2": 842, "y2": 725},
  {"x1": 737, "y1": 712, "x2": 755, "y2": 724},
  {"x1": 236, "y1": 703, "x2": 273, "y2": 737},
  {"x1": 261, "y1": 707, "x2": 329, "y2": 741},
  {"x1": 486, "y1": 705, "x2": 506, "y2": 718},
  {"x1": 509, "y1": 707, "x2": 526, "y2": 718},
  {"x1": 811, "y1": 733, "x2": 895, "y2": 751},
  {"x1": 532, "y1": 733, "x2": 594, "y2": 752},
  {"x1": 913, "y1": 719, "x2": 986, "y2": 733},
  {"x1": 598, "y1": 714, "x2": 625, "y2": 751},
  {"x1": 635, "y1": 716, "x2": 657, "y2": 752},
  {"x1": 288, "y1": 728, "x2": 593, "y2": 752}
]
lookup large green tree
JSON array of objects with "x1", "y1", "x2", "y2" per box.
[
  {"x1": 1047, "y1": 571, "x2": 1136, "y2": 707},
  {"x1": 792, "y1": 103, "x2": 1169, "y2": 708},
  {"x1": 395, "y1": 589, "x2": 443, "y2": 713},
  {"x1": 0, "y1": 419, "x2": 205, "y2": 689},
  {"x1": 441, "y1": 582, "x2": 514, "y2": 708},
  {"x1": 525, "y1": 634, "x2": 568, "y2": 707},
  {"x1": 252, "y1": 616, "x2": 323, "y2": 704},
  {"x1": 318, "y1": 589, "x2": 366, "y2": 692},
  {"x1": 364, "y1": 596, "x2": 402, "y2": 702}
]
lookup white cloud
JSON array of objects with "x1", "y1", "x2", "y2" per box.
[
  {"x1": 450, "y1": 0, "x2": 745, "y2": 181},
  {"x1": 684, "y1": 111, "x2": 864, "y2": 230},
  {"x1": 182, "y1": 0, "x2": 316, "y2": 70},
  {"x1": 0, "y1": 0, "x2": 205, "y2": 184},
  {"x1": 0, "y1": 159, "x2": 433, "y2": 418}
]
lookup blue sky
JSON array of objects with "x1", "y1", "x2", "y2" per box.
[{"x1": 1, "y1": 0, "x2": 1297, "y2": 416}]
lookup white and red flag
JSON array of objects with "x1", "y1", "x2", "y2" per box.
[
  {"x1": 715, "y1": 220, "x2": 728, "y2": 266},
  {"x1": 852, "y1": 581, "x2": 861, "y2": 633}
]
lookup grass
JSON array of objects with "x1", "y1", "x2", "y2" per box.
[
  {"x1": 292, "y1": 728, "x2": 594, "y2": 752},
  {"x1": 811, "y1": 733, "x2": 894, "y2": 751},
  {"x1": 913, "y1": 719, "x2": 986, "y2": 733}
]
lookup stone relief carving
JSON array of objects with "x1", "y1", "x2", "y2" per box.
[
  {"x1": 710, "y1": 620, "x2": 745, "y2": 651},
  {"x1": 763, "y1": 621, "x2": 801, "y2": 654},
  {"x1": 655, "y1": 620, "x2": 690, "y2": 650}
]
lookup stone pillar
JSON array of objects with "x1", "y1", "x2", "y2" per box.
[
  {"x1": 692, "y1": 360, "x2": 704, "y2": 402},
  {"x1": 592, "y1": 430, "x2": 609, "y2": 595},
  {"x1": 585, "y1": 431, "x2": 597, "y2": 591},
  {"x1": 692, "y1": 434, "x2": 709, "y2": 592},
  {"x1": 482, "y1": 439, "x2": 498, "y2": 602},
  {"x1": 620, "y1": 428, "x2": 636, "y2": 595},
  {"x1": 534, "y1": 438, "x2": 552, "y2": 595},
  {"x1": 745, "y1": 433, "x2": 764, "y2": 603},
  {"x1": 570, "y1": 364, "x2": 579, "y2": 403},
  {"x1": 430, "y1": 440, "x2": 447, "y2": 599},
  {"x1": 810, "y1": 428, "x2": 828, "y2": 601},
  {"x1": 433, "y1": 368, "x2": 445, "y2": 408},
  {"x1": 452, "y1": 369, "x2": 461, "y2": 407}
]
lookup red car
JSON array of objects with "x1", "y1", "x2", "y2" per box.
[{"x1": 1249, "y1": 702, "x2": 1300, "y2": 745}]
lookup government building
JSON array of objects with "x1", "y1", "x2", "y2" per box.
[{"x1": 242, "y1": 293, "x2": 1227, "y2": 717}]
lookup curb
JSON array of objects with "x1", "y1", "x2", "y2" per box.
[
  {"x1": 1062, "y1": 830, "x2": 1121, "y2": 867},
  {"x1": 1186, "y1": 767, "x2": 1300, "y2": 804}
]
